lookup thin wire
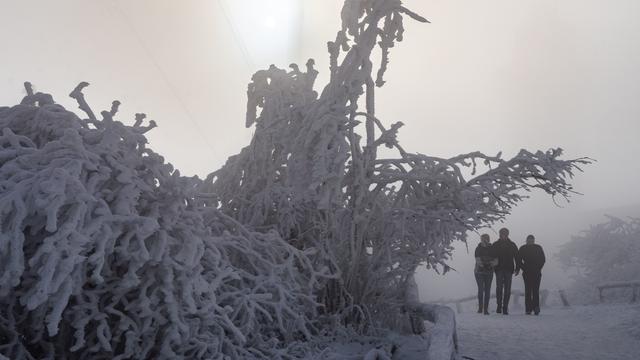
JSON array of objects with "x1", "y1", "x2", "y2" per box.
[
  {"x1": 217, "y1": 0, "x2": 255, "y2": 71},
  {"x1": 109, "y1": 0, "x2": 218, "y2": 157}
]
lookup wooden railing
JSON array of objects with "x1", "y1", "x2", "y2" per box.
[
  {"x1": 597, "y1": 281, "x2": 640, "y2": 303},
  {"x1": 435, "y1": 289, "x2": 551, "y2": 313}
]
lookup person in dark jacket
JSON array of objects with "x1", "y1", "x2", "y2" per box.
[
  {"x1": 518, "y1": 234, "x2": 546, "y2": 315},
  {"x1": 474, "y1": 234, "x2": 497, "y2": 315},
  {"x1": 492, "y1": 227, "x2": 520, "y2": 315}
]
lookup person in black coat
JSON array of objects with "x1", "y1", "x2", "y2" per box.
[
  {"x1": 474, "y1": 234, "x2": 497, "y2": 315},
  {"x1": 518, "y1": 234, "x2": 546, "y2": 315},
  {"x1": 492, "y1": 227, "x2": 520, "y2": 315}
]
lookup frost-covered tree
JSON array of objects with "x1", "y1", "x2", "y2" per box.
[
  {"x1": 205, "y1": 0, "x2": 590, "y2": 330},
  {"x1": 556, "y1": 216, "x2": 640, "y2": 303},
  {"x1": 0, "y1": 83, "x2": 328, "y2": 359}
]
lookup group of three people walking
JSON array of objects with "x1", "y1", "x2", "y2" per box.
[{"x1": 475, "y1": 228, "x2": 546, "y2": 315}]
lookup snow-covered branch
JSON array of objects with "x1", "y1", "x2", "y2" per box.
[
  {"x1": 0, "y1": 85, "x2": 327, "y2": 359},
  {"x1": 207, "y1": 0, "x2": 590, "y2": 335}
]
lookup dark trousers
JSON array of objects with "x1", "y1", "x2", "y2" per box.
[
  {"x1": 475, "y1": 272, "x2": 493, "y2": 310},
  {"x1": 495, "y1": 270, "x2": 513, "y2": 311},
  {"x1": 523, "y1": 271, "x2": 542, "y2": 312}
]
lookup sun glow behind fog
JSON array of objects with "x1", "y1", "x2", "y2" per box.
[{"x1": 222, "y1": 0, "x2": 302, "y2": 68}]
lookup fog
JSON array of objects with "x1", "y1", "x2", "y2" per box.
[{"x1": 2, "y1": 0, "x2": 639, "y2": 301}]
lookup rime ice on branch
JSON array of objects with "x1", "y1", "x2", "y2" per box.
[
  {"x1": 205, "y1": 0, "x2": 590, "y2": 331},
  {"x1": 0, "y1": 83, "x2": 327, "y2": 359}
]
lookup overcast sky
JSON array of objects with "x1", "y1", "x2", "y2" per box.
[{"x1": 1, "y1": 0, "x2": 639, "y2": 300}]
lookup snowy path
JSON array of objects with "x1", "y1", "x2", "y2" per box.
[{"x1": 456, "y1": 304, "x2": 640, "y2": 360}]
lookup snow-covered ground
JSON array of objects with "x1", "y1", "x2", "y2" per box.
[{"x1": 456, "y1": 303, "x2": 640, "y2": 360}]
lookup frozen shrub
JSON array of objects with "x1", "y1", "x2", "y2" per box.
[{"x1": 0, "y1": 83, "x2": 326, "y2": 359}]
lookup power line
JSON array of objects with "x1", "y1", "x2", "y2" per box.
[
  {"x1": 217, "y1": 0, "x2": 255, "y2": 71},
  {"x1": 108, "y1": 0, "x2": 219, "y2": 158}
]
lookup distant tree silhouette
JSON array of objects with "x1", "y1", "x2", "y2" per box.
[{"x1": 557, "y1": 216, "x2": 640, "y2": 303}]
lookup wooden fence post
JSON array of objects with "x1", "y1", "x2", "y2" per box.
[
  {"x1": 598, "y1": 287, "x2": 604, "y2": 303},
  {"x1": 559, "y1": 289, "x2": 570, "y2": 307},
  {"x1": 540, "y1": 289, "x2": 549, "y2": 307},
  {"x1": 513, "y1": 292, "x2": 521, "y2": 307}
]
